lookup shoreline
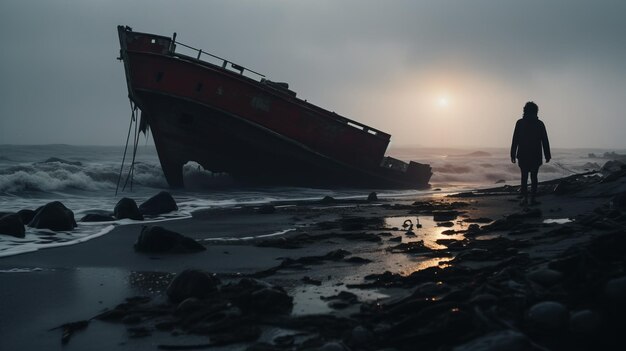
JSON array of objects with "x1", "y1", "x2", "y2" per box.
[{"x1": 1, "y1": 169, "x2": 626, "y2": 350}]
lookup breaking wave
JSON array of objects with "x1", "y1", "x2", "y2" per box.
[
  {"x1": 429, "y1": 160, "x2": 601, "y2": 185},
  {"x1": 0, "y1": 160, "x2": 167, "y2": 194}
]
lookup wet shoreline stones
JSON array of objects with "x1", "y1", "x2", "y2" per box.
[
  {"x1": 0, "y1": 213, "x2": 25, "y2": 238},
  {"x1": 138, "y1": 191, "x2": 178, "y2": 216},
  {"x1": 114, "y1": 197, "x2": 143, "y2": 220},
  {"x1": 54, "y1": 168, "x2": 626, "y2": 350},
  {"x1": 28, "y1": 201, "x2": 77, "y2": 231},
  {"x1": 134, "y1": 226, "x2": 205, "y2": 254}
]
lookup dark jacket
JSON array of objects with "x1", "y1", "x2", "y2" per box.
[{"x1": 510, "y1": 115, "x2": 551, "y2": 169}]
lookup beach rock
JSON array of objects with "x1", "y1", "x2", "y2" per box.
[
  {"x1": 228, "y1": 278, "x2": 293, "y2": 314},
  {"x1": 569, "y1": 309, "x2": 602, "y2": 335},
  {"x1": 388, "y1": 240, "x2": 432, "y2": 254},
  {"x1": 134, "y1": 226, "x2": 205, "y2": 253},
  {"x1": 604, "y1": 276, "x2": 626, "y2": 305},
  {"x1": 367, "y1": 192, "x2": 378, "y2": 201},
  {"x1": 526, "y1": 301, "x2": 569, "y2": 332},
  {"x1": 601, "y1": 160, "x2": 624, "y2": 174},
  {"x1": 452, "y1": 330, "x2": 531, "y2": 351},
  {"x1": 321, "y1": 291, "x2": 359, "y2": 307},
  {"x1": 526, "y1": 268, "x2": 563, "y2": 287},
  {"x1": 466, "y1": 223, "x2": 481, "y2": 235},
  {"x1": 175, "y1": 297, "x2": 204, "y2": 315},
  {"x1": 256, "y1": 204, "x2": 275, "y2": 214},
  {"x1": 0, "y1": 213, "x2": 25, "y2": 238},
  {"x1": 114, "y1": 197, "x2": 143, "y2": 220},
  {"x1": 166, "y1": 269, "x2": 220, "y2": 303},
  {"x1": 28, "y1": 201, "x2": 77, "y2": 231},
  {"x1": 138, "y1": 191, "x2": 178, "y2": 216},
  {"x1": 433, "y1": 210, "x2": 458, "y2": 222},
  {"x1": 80, "y1": 214, "x2": 115, "y2": 222},
  {"x1": 17, "y1": 209, "x2": 36, "y2": 224},
  {"x1": 248, "y1": 287, "x2": 293, "y2": 314}
]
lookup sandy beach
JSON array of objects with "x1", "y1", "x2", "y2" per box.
[{"x1": 2, "y1": 167, "x2": 626, "y2": 350}]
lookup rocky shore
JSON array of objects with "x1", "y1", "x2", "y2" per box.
[{"x1": 1, "y1": 163, "x2": 626, "y2": 350}]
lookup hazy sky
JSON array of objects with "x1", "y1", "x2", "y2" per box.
[{"x1": 1, "y1": 0, "x2": 625, "y2": 148}]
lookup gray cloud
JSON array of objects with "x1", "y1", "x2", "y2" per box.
[{"x1": 1, "y1": 0, "x2": 625, "y2": 148}]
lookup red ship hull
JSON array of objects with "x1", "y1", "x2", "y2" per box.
[{"x1": 117, "y1": 26, "x2": 432, "y2": 188}]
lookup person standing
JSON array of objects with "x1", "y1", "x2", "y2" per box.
[{"x1": 511, "y1": 101, "x2": 551, "y2": 206}]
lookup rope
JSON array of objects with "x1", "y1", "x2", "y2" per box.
[
  {"x1": 115, "y1": 101, "x2": 135, "y2": 196},
  {"x1": 122, "y1": 104, "x2": 140, "y2": 192}
]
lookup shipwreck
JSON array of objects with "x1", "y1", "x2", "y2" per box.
[{"x1": 117, "y1": 26, "x2": 432, "y2": 188}]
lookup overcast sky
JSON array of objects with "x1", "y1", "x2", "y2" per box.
[{"x1": 1, "y1": 0, "x2": 625, "y2": 148}]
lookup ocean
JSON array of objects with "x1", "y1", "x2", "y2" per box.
[{"x1": 0, "y1": 144, "x2": 611, "y2": 258}]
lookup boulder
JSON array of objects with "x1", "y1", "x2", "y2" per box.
[
  {"x1": 28, "y1": 201, "x2": 77, "y2": 231},
  {"x1": 0, "y1": 213, "x2": 25, "y2": 238},
  {"x1": 138, "y1": 191, "x2": 178, "y2": 216},
  {"x1": 17, "y1": 209, "x2": 36, "y2": 224},
  {"x1": 166, "y1": 269, "x2": 220, "y2": 303},
  {"x1": 226, "y1": 278, "x2": 293, "y2": 314},
  {"x1": 114, "y1": 198, "x2": 143, "y2": 220},
  {"x1": 134, "y1": 226, "x2": 205, "y2": 253},
  {"x1": 527, "y1": 268, "x2": 563, "y2": 287},
  {"x1": 80, "y1": 214, "x2": 115, "y2": 222},
  {"x1": 526, "y1": 301, "x2": 569, "y2": 332}
]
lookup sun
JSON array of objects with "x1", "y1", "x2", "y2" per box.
[{"x1": 437, "y1": 96, "x2": 450, "y2": 108}]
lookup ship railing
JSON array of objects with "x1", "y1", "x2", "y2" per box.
[
  {"x1": 169, "y1": 34, "x2": 390, "y2": 141},
  {"x1": 172, "y1": 39, "x2": 266, "y2": 79}
]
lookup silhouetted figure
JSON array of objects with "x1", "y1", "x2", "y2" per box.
[{"x1": 511, "y1": 101, "x2": 551, "y2": 206}]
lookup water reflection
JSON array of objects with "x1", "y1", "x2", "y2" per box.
[
  {"x1": 384, "y1": 215, "x2": 466, "y2": 249},
  {"x1": 382, "y1": 215, "x2": 472, "y2": 276}
]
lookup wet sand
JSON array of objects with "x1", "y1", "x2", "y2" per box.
[{"x1": 1, "y1": 171, "x2": 626, "y2": 350}]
